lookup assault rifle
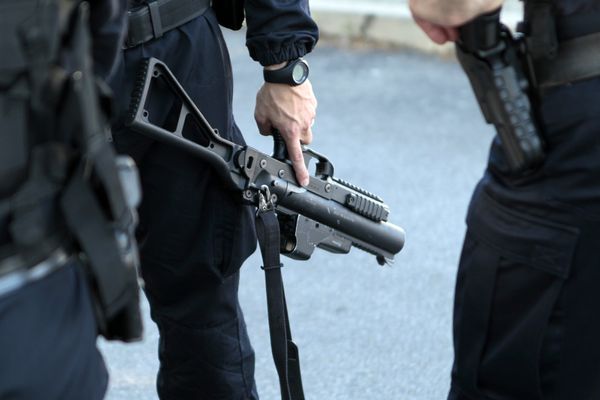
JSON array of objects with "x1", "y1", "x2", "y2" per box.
[{"x1": 128, "y1": 57, "x2": 405, "y2": 264}]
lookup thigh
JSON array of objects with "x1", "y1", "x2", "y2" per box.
[
  {"x1": 135, "y1": 143, "x2": 255, "y2": 324},
  {"x1": 450, "y1": 190, "x2": 579, "y2": 400},
  {"x1": 0, "y1": 261, "x2": 108, "y2": 400},
  {"x1": 545, "y1": 217, "x2": 600, "y2": 400},
  {"x1": 111, "y1": 12, "x2": 256, "y2": 324}
]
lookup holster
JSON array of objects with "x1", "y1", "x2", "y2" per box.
[
  {"x1": 59, "y1": 3, "x2": 143, "y2": 342},
  {"x1": 456, "y1": 9, "x2": 545, "y2": 174}
]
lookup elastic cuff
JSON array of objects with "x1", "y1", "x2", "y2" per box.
[{"x1": 252, "y1": 42, "x2": 312, "y2": 66}]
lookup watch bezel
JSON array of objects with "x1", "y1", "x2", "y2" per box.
[{"x1": 291, "y1": 60, "x2": 309, "y2": 85}]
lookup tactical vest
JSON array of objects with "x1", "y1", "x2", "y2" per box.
[
  {"x1": 0, "y1": 0, "x2": 143, "y2": 342},
  {"x1": 0, "y1": 0, "x2": 75, "y2": 261}
]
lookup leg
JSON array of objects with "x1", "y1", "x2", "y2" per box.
[
  {"x1": 448, "y1": 192, "x2": 576, "y2": 400},
  {"x1": 110, "y1": 10, "x2": 258, "y2": 399},
  {"x1": 448, "y1": 77, "x2": 600, "y2": 400},
  {"x1": 0, "y1": 261, "x2": 108, "y2": 400},
  {"x1": 135, "y1": 143, "x2": 257, "y2": 399}
]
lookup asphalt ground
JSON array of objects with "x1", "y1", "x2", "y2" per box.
[{"x1": 100, "y1": 28, "x2": 495, "y2": 400}]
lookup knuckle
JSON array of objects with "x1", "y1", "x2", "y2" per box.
[
  {"x1": 289, "y1": 151, "x2": 304, "y2": 163},
  {"x1": 288, "y1": 125, "x2": 301, "y2": 138}
]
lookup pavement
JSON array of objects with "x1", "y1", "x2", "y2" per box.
[
  {"x1": 98, "y1": 2, "x2": 523, "y2": 399},
  {"x1": 310, "y1": 0, "x2": 523, "y2": 56},
  {"x1": 99, "y1": 21, "x2": 497, "y2": 399}
]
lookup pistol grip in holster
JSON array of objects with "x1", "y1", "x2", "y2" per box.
[{"x1": 456, "y1": 9, "x2": 545, "y2": 173}]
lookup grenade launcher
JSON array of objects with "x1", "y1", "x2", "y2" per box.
[{"x1": 128, "y1": 58, "x2": 405, "y2": 264}]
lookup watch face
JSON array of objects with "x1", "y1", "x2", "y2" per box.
[{"x1": 292, "y1": 62, "x2": 308, "y2": 84}]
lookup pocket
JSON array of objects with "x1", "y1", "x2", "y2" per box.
[
  {"x1": 135, "y1": 143, "x2": 256, "y2": 284},
  {"x1": 211, "y1": 186, "x2": 240, "y2": 277},
  {"x1": 452, "y1": 191, "x2": 579, "y2": 400},
  {"x1": 210, "y1": 184, "x2": 256, "y2": 279}
]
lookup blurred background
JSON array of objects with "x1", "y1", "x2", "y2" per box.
[
  {"x1": 310, "y1": 0, "x2": 521, "y2": 54},
  {"x1": 101, "y1": 1, "x2": 523, "y2": 399}
]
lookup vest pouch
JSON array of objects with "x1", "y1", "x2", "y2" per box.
[{"x1": 0, "y1": 0, "x2": 63, "y2": 198}]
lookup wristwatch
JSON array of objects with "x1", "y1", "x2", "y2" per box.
[{"x1": 263, "y1": 58, "x2": 310, "y2": 86}]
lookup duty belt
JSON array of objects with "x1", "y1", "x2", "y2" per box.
[
  {"x1": 0, "y1": 247, "x2": 71, "y2": 299},
  {"x1": 125, "y1": 0, "x2": 211, "y2": 48},
  {"x1": 533, "y1": 32, "x2": 600, "y2": 90},
  {"x1": 523, "y1": 9, "x2": 600, "y2": 90}
]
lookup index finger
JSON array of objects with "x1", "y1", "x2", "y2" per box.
[{"x1": 285, "y1": 137, "x2": 310, "y2": 187}]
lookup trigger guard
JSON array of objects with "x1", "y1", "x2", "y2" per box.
[{"x1": 302, "y1": 147, "x2": 334, "y2": 178}]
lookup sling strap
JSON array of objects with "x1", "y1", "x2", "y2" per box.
[{"x1": 255, "y1": 189, "x2": 305, "y2": 400}]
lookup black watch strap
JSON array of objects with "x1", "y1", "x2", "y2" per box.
[{"x1": 263, "y1": 58, "x2": 309, "y2": 86}]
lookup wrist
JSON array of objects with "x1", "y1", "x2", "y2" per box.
[{"x1": 264, "y1": 62, "x2": 287, "y2": 71}]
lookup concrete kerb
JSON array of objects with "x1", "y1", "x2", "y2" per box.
[{"x1": 310, "y1": 0, "x2": 523, "y2": 57}]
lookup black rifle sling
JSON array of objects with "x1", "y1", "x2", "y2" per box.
[{"x1": 255, "y1": 207, "x2": 305, "y2": 400}]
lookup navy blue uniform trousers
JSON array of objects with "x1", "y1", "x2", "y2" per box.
[
  {"x1": 0, "y1": 261, "x2": 108, "y2": 399},
  {"x1": 110, "y1": 9, "x2": 258, "y2": 399},
  {"x1": 448, "y1": 76, "x2": 600, "y2": 400}
]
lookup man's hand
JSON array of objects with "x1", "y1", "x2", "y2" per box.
[
  {"x1": 409, "y1": 0, "x2": 503, "y2": 44},
  {"x1": 255, "y1": 66, "x2": 317, "y2": 187}
]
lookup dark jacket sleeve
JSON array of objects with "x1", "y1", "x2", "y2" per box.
[
  {"x1": 245, "y1": 0, "x2": 319, "y2": 66},
  {"x1": 89, "y1": 0, "x2": 128, "y2": 80}
]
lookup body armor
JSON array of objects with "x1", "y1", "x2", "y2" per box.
[{"x1": 0, "y1": 0, "x2": 143, "y2": 342}]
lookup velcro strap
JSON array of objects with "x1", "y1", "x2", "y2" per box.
[
  {"x1": 534, "y1": 32, "x2": 600, "y2": 90},
  {"x1": 125, "y1": 0, "x2": 211, "y2": 48}
]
